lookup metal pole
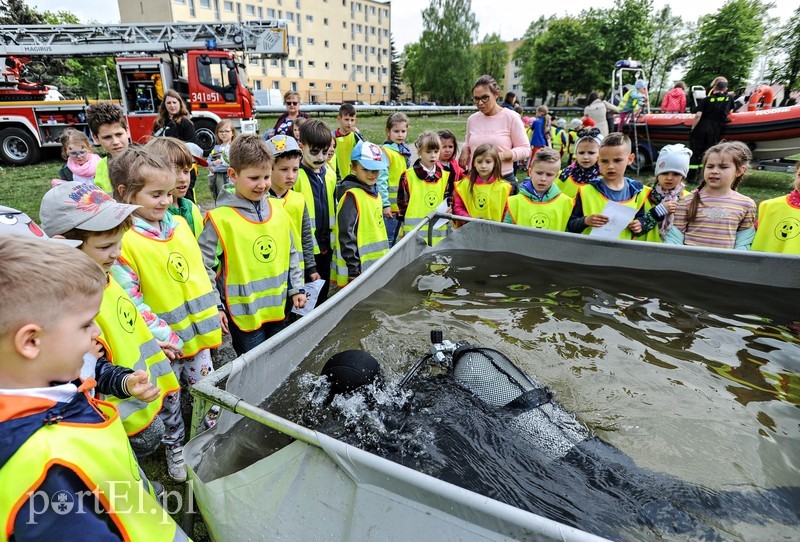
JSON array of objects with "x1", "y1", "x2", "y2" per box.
[{"x1": 102, "y1": 65, "x2": 112, "y2": 98}]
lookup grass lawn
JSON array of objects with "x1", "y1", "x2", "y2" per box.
[{"x1": 1, "y1": 113, "x2": 794, "y2": 224}]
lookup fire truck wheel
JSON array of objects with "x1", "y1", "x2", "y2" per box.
[
  {"x1": 0, "y1": 127, "x2": 41, "y2": 166},
  {"x1": 193, "y1": 119, "x2": 216, "y2": 155}
]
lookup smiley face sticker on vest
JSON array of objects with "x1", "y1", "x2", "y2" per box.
[
  {"x1": 253, "y1": 235, "x2": 277, "y2": 263},
  {"x1": 167, "y1": 252, "x2": 190, "y2": 283},
  {"x1": 774, "y1": 217, "x2": 800, "y2": 241},
  {"x1": 530, "y1": 214, "x2": 550, "y2": 229},
  {"x1": 476, "y1": 193, "x2": 488, "y2": 209},
  {"x1": 117, "y1": 295, "x2": 137, "y2": 333},
  {"x1": 424, "y1": 191, "x2": 438, "y2": 208}
]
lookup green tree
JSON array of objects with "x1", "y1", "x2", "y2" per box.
[
  {"x1": 767, "y1": 6, "x2": 800, "y2": 105},
  {"x1": 389, "y1": 36, "x2": 403, "y2": 101},
  {"x1": 0, "y1": 0, "x2": 43, "y2": 24},
  {"x1": 513, "y1": 16, "x2": 553, "y2": 103},
  {"x1": 417, "y1": 0, "x2": 478, "y2": 104},
  {"x1": 684, "y1": 0, "x2": 771, "y2": 89},
  {"x1": 530, "y1": 17, "x2": 587, "y2": 105},
  {"x1": 642, "y1": 6, "x2": 691, "y2": 105},
  {"x1": 475, "y1": 33, "x2": 508, "y2": 89},
  {"x1": 402, "y1": 42, "x2": 423, "y2": 103}
]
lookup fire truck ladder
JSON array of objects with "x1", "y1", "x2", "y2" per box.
[{"x1": 0, "y1": 20, "x2": 288, "y2": 58}]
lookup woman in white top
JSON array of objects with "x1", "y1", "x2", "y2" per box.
[{"x1": 583, "y1": 91, "x2": 619, "y2": 136}]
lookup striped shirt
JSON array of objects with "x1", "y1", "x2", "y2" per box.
[{"x1": 673, "y1": 191, "x2": 756, "y2": 249}]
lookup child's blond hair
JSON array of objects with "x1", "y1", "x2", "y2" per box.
[
  {"x1": 228, "y1": 134, "x2": 274, "y2": 172},
  {"x1": 145, "y1": 136, "x2": 193, "y2": 170},
  {"x1": 59, "y1": 128, "x2": 94, "y2": 160},
  {"x1": 415, "y1": 131, "x2": 441, "y2": 153},
  {"x1": 109, "y1": 147, "x2": 175, "y2": 203},
  {"x1": 0, "y1": 235, "x2": 105, "y2": 335}
]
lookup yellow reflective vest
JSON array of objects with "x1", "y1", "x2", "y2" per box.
[
  {"x1": 276, "y1": 190, "x2": 308, "y2": 271},
  {"x1": 205, "y1": 202, "x2": 292, "y2": 331},
  {"x1": 383, "y1": 145, "x2": 407, "y2": 213},
  {"x1": 402, "y1": 167, "x2": 449, "y2": 245},
  {"x1": 96, "y1": 276, "x2": 180, "y2": 436},
  {"x1": 334, "y1": 131, "x2": 359, "y2": 180},
  {"x1": 455, "y1": 178, "x2": 512, "y2": 222},
  {"x1": 294, "y1": 167, "x2": 336, "y2": 255},
  {"x1": 335, "y1": 186, "x2": 389, "y2": 286},
  {"x1": 578, "y1": 183, "x2": 647, "y2": 240},
  {"x1": 0, "y1": 397, "x2": 185, "y2": 542},
  {"x1": 555, "y1": 174, "x2": 587, "y2": 199},
  {"x1": 120, "y1": 223, "x2": 221, "y2": 357},
  {"x1": 506, "y1": 192, "x2": 574, "y2": 231},
  {"x1": 752, "y1": 195, "x2": 800, "y2": 254},
  {"x1": 550, "y1": 127, "x2": 567, "y2": 153},
  {"x1": 94, "y1": 157, "x2": 111, "y2": 193}
]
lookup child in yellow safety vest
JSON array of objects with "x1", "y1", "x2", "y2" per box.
[
  {"x1": 0, "y1": 235, "x2": 188, "y2": 541},
  {"x1": 335, "y1": 140, "x2": 391, "y2": 285},
  {"x1": 38, "y1": 185, "x2": 179, "y2": 459},
  {"x1": 86, "y1": 101, "x2": 131, "y2": 194},
  {"x1": 633, "y1": 144, "x2": 692, "y2": 243},
  {"x1": 453, "y1": 143, "x2": 513, "y2": 223},
  {"x1": 397, "y1": 131, "x2": 450, "y2": 245},
  {"x1": 504, "y1": 147, "x2": 574, "y2": 231},
  {"x1": 752, "y1": 160, "x2": 800, "y2": 254},
  {"x1": 556, "y1": 129, "x2": 603, "y2": 198},
  {"x1": 377, "y1": 112, "x2": 412, "y2": 245},
  {"x1": 265, "y1": 134, "x2": 319, "y2": 317},
  {"x1": 566, "y1": 132, "x2": 647, "y2": 240},
  {"x1": 333, "y1": 103, "x2": 363, "y2": 180},
  {"x1": 109, "y1": 147, "x2": 223, "y2": 482},
  {"x1": 296, "y1": 119, "x2": 338, "y2": 305},
  {"x1": 550, "y1": 118, "x2": 569, "y2": 159},
  {"x1": 200, "y1": 134, "x2": 306, "y2": 356}
]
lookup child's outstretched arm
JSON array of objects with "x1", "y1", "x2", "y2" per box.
[{"x1": 110, "y1": 260, "x2": 184, "y2": 357}]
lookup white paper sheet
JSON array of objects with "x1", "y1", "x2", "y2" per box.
[
  {"x1": 432, "y1": 200, "x2": 449, "y2": 230},
  {"x1": 291, "y1": 279, "x2": 326, "y2": 316},
  {"x1": 588, "y1": 201, "x2": 637, "y2": 239}
]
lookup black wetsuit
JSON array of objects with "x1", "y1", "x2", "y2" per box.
[{"x1": 689, "y1": 92, "x2": 733, "y2": 178}]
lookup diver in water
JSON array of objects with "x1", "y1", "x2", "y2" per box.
[{"x1": 319, "y1": 332, "x2": 800, "y2": 540}]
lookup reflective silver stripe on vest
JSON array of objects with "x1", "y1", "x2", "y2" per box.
[
  {"x1": 172, "y1": 313, "x2": 222, "y2": 343},
  {"x1": 225, "y1": 273, "x2": 287, "y2": 299},
  {"x1": 228, "y1": 292, "x2": 286, "y2": 317},
  {"x1": 159, "y1": 291, "x2": 218, "y2": 326},
  {"x1": 360, "y1": 240, "x2": 390, "y2": 255},
  {"x1": 388, "y1": 185, "x2": 399, "y2": 205}
]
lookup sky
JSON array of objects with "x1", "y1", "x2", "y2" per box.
[{"x1": 29, "y1": 0, "x2": 798, "y2": 49}]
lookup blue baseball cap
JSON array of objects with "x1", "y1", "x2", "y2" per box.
[{"x1": 350, "y1": 141, "x2": 388, "y2": 170}]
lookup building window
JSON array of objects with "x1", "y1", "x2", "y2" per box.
[
  {"x1": 270, "y1": 59, "x2": 278, "y2": 66},
  {"x1": 342, "y1": 83, "x2": 348, "y2": 90},
  {"x1": 188, "y1": 0, "x2": 196, "y2": 16},
  {"x1": 326, "y1": 82, "x2": 332, "y2": 89},
  {"x1": 223, "y1": 1, "x2": 233, "y2": 11},
  {"x1": 199, "y1": 0, "x2": 210, "y2": 7},
  {"x1": 355, "y1": 3, "x2": 361, "y2": 12},
  {"x1": 323, "y1": 17, "x2": 328, "y2": 25},
  {"x1": 306, "y1": 14, "x2": 313, "y2": 21},
  {"x1": 308, "y1": 60, "x2": 315, "y2": 67},
  {"x1": 324, "y1": 40, "x2": 329, "y2": 47},
  {"x1": 342, "y1": 22, "x2": 347, "y2": 29},
  {"x1": 291, "y1": 81, "x2": 297, "y2": 91},
  {"x1": 286, "y1": 11, "x2": 294, "y2": 21},
  {"x1": 356, "y1": 45, "x2": 363, "y2": 53},
  {"x1": 254, "y1": 80, "x2": 262, "y2": 90},
  {"x1": 354, "y1": 24, "x2": 362, "y2": 33},
  {"x1": 356, "y1": 65, "x2": 363, "y2": 73},
  {"x1": 273, "y1": 81, "x2": 281, "y2": 89},
  {"x1": 357, "y1": 84, "x2": 362, "y2": 93},
  {"x1": 288, "y1": 36, "x2": 296, "y2": 45},
  {"x1": 382, "y1": 86, "x2": 387, "y2": 94},
  {"x1": 288, "y1": 59, "x2": 296, "y2": 67},
  {"x1": 307, "y1": 37, "x2": 314, "y2": 45},
  {"x1": 176, "y1": 0, "x2": 186, "y2": 3},
  {"x1": 342, "y1": 43, "x2": 346, "y2": 49},
  {"x1": 343, "y1": 63, "x2": 347, "y2": 70},
  {"x1": 369, "y1": 85, "x2": 375, "y2": 93},
  {"x1": 267, "y1": 7, "x2": 275, "y2": 16},
  {"x1": 246, "y1": 4, "x2": 255, "y2": 15},
  {"x1": 309, "y1": 82, "x2": 316, "y2": 88},
  {"x1": 370, "y1": 6, "x2": 375, "y2": 14},
  {"x1": 370, "y1": 26, "x2": 375, "y2": 35},
  {"x1": 370, "y1": 47, "x2": 375, "y2": 54},
  {"x1": 324, "y1": 62, "x2": 329, "y2": 69},
  {"x1": 369, "y1": 66, "x2": 375, "y2": 74}
]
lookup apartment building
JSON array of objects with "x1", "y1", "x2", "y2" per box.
[
  {"x1": 118, "y1": 0, "x2": 392, "y2": 104},
  {"x1": 503, "y1": 39, "x2": 526, "y2": 105}
]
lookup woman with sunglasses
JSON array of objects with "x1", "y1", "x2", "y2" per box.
[
  {"x1": 51, "y1": 128, "x2": 101, "y2": 187},
  {"x1": 459, "y1": 75, "x2": 529, "y2": 192},
  {"x1": 271, "y1": 91, "x2": 311, "y2": 137}
]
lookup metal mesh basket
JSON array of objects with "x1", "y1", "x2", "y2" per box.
[{"x1": 452, "y1": 347, "x2": 541, "y2": 408}]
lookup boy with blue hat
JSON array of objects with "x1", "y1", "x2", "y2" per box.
[{"x1": 335, "y1": 140, "x2": 390, "y2": 286}]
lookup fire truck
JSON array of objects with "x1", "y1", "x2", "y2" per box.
[{"x1": 0, "y1": 20, "x2": 288, "y2": 165}]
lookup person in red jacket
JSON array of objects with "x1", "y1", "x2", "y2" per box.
[{"x1": 661, "y1": 81, "x2": 687, "y2": 113}]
